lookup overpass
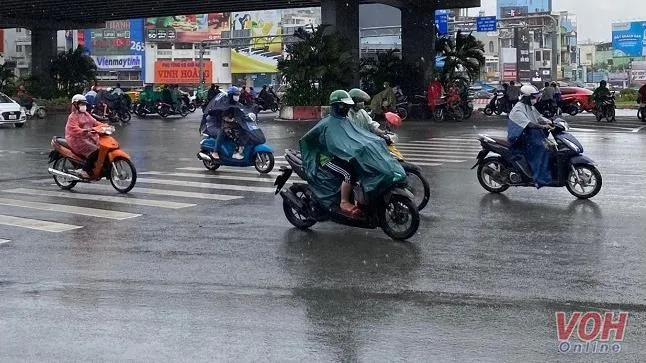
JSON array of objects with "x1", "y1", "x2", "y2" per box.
[{"x1": 0, "y1": 0, "x2": 480, "y2": 86}]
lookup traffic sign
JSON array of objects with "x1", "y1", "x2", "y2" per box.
[{"x1": 476, "y1": 16, "x2": 497, "y2": 32}]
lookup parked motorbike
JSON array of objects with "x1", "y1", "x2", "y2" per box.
[
  {"x1": 381, "y1": 131, "x2": 430, "y2": 211},
  {"x1": 433, "y1": 96, "x2": 464, "y2": 121},
  {"x1": 181, "y1": 94, "x2": 196, "y2": 113},
  {"x1": 21, "y1": 102, "x2": 47, "y2": 119},
  {"x1": 274, "y1": 149, "x2": 420, "y2": 241},
  {"x1": 47, "y1": 124, "x2": 137, "y2": 193},
  {"x1": 471, "y1": 119, "x2": 602, "y2": 199},
  {"x1": 483, "y1": 91, "x2": 512, "y2": 116},
  {"x1": 460, "y1": 91, "x2": 475, "y2": 120},
  {"x1": 196, "y1": 113, "x2": 275, "y2": 173},
  {"x1": 255, "y1": 97, "x2": 279, "y2": 113},
  {"x1": 560, "y1": 98, "x2": 583, "y2": 116},
  {"x1": 134, "y1": 101, "x2": 161, "y2": 118}
]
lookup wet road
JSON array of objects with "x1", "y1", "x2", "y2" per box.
[{"x1": 1, "y1": 112, "x2": 645, "y2": 361}]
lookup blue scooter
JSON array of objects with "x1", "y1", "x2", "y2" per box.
[{"x1": 196, "y1": 113, "x2": 275, "y2": 174}]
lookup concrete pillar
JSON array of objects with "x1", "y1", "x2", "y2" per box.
[
  {"x1": 30, "y1": 28, "x2": 58, "y2": 89},
  {"x1": 321, "y1": 0, "x2": 360, "y2": 87},
  {"x1": 401, "y1": 5, "x2": 436, "y2": 89}
]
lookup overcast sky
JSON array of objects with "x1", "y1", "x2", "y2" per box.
[{"x1": 470, "y1": 0, "x2": 644, "y2": 42}]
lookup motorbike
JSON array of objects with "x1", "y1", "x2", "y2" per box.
[
  {"x1": 274, "y1": 149, "x2": 420, "y2": 241},
  {"x1": 196, "y1": 113, "x2": 275, "y2": 174},
  {"x1": 255, "y1": 97, "x2": 279, "y2": 113},
  {"x1": 433, "y1": 96, "x2": 464, "y2": 121},
  {"x1": 134, "y1": 101, "x2": 161, "y2": 118},
  {"x1": 158, "y1": 102, "x2": 189, "y2": 118},
  {"x1": 471, "y1": 119, "x2": 602, "y2": 199},
  {"x1": 181, "y1": 94, "x2": 196, "y2": 113},
  {"x1": 560, "y1": 98, "x2": 583, "y2": 116},
  {"x1": 535, "y1": 99, "x2": 560, "y2": 118},
  {"x1": 483, "y1": 91, "x2": 512, "y2": 116},
  {"x1": 459, "y1": 91, "x2": 475, "y2": 120},
  {"x1": 593, "y1": 93, "x2": 616, "y2": 122},
  {"x1": 47, "y1": 124, "x2": 137, "y2": 193},
  {"x1": 381, "y1": 131, "x2": 430, "y2": 211},
  {"x1": 21, "y1": 102, "x2": 47, "y2": 119}
]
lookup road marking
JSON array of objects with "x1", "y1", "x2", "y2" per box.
[
  {"x1": 75, "y1": 184, "x2": 243, "y2": 201},
  {"x1": 0, "y1": 239, "x2": 10, "y2": 245},
  {"x1": 395, "y1": 146, "x2": 480, "y2": 153},
  {"x1": 175, "y1": 167, "x2": 303, "y2": 179},
  {"x1": 0, "y1": 214, "x2": 82, "y2": 232},
  {"x1": 404, "y1": 141, "x2": 482, "y2": 148},
  {"x1": 139, "y1": 171, "x2": 278, "y2": 184},
  {"x1": 4, "y1": 188, "x2": 196, "y2": 209},
  {"x1": 137, "y1": 178, "x2": 276, "y2": 193},
  {"x1": 633, "y1": 126, "x2": 646, "y2": 133},
  {"x1": 396, "y1": 149, "x2": 476, "y2": 157},
  {"x1": 405, "y1": 158, "x2": 467, "y2": 163},
  {"x1": 0, "y1": 197, "x2": 141, "y2": 220},
  {"x1": 408, "y1": 162, "x2": 443, "y2": 167}
]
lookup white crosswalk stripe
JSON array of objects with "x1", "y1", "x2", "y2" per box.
[
  {"x1": 0, "y1": 197, "x2": 140, "y2": 220},
  {"x1": 0, "y1": 239, "x2": 10, "y2": 245},
  {"x1": 0, "y1": 214, "x2": 82, "y2": 232},
  {"x1": 137, "y1": 178, "x2": 276, "y2": 193},
  {"x1": 139, "y1": 171, "x2": 278, "y2": 184}
]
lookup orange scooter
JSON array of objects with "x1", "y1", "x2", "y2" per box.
[{"x1": 47, "y1": 124, "x2": 137, "y2": 193}]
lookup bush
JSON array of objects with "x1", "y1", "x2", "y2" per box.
[
  {"x1": 40, "y1": 97, "x2": 72, "y2": 112},
  {"x1": 618, "y1": 88, "x2": 638, "y2": 103}
]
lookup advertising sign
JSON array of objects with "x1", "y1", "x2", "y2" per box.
[
  {"x1": 0, "y1": 29, "x2": 4, "y2": 54},
  {"x1": 516, "y1": 28, "x2": 532, "y2": 81},
  {"x1": 154, "y1": 60, "x2": 213, "y2": 84},
  {"x1": 612, "y1": 21, "x2": 646, "y2": 57},
  {"x1": 498, "y1": 0, "x2": 551, "y2": 18},
  {"x1": 503, "y1": 63, "x2": 517, "y2": 80},
  {"x1": 146, "y1": 14, "x2": 230, "y2": 42},
  {"x1": 80, "y1": 19, "x2": 146, "y2": 78},
  {"x1": 476, "y1": 16, "x2": 497, "y2": 32},
  {"x1": 92, "y1": 55, "x2": 142, "y2": 70},
  {"x1": 435, "y1": 10, "x2": 448, "y2": 35},
  {"x1": 228, "y1": 10, "x2": 282, "y2": 73}
]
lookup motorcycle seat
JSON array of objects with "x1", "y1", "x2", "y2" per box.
[
  {"x1": 491, "y1": 137, "x2": 510, "y2": 147},
  {"x1": 54, "y1": 137, "x2": 70, "y2": 148}
]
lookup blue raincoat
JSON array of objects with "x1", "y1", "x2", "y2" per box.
[{"x1": 507, "y1": 102, "x2": 553, "y2": 186}]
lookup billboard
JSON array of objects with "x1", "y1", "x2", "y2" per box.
[
  {"x1": 612, "y1": 21, "x2": 646, "y2": 57},
  {"x1": 498, "y1": 0, "x2": 551, "y2": 18},
  {"x1": 154, "y1": 60, "x2": 213, "y2": 84},
  {"x1": 80, "y1": 19, "x2": 146, "y2": 78},
  {"x1": 516, "y1": 28, "x2": 532, "y2": 81},
  {"x1": 228, "y1": 10, "x2": 282, "y2": 73},
  {"x1": 146, "y1": 14, "x2": 230, "y2": 42}
]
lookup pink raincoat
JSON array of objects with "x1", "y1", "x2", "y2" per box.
[{"x1": 64, "y1": 111, "x2": 103, "y2": 158}]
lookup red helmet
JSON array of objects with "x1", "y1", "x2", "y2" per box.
[{"x1": 385, "y1": 112, "x2": 402, "y2": 128}]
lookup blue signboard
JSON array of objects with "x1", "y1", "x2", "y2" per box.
[
  {"x1": 82, "y1": 19, "x2": 146, "y2": 80},
  {"x1": 435, "y1": 10, "x2": 448, "y2": 36},
  {"x1": 612, "y1": 21, "x2": 646, "y2": 57},
  {"x1": 497, "y1": 0, "x2": 551, "y2": 18},
  {"x1": 476, "y1": 16, "x2": 497, "y2": 32}
]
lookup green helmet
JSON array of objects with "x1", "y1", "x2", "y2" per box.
[
  {"x1": 329, "y1": 90, "x2": 354, "y2": 105},
  {"x1": 348, "y1": 88, "x2": 370, "y2": 102}
]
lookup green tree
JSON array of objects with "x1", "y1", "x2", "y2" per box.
[
  {"x1": 277, "y1": 25, "x2": 357, "y2": 106},
  {"x1": 0, "y1": 63, "x2": 16, "y2": 93},
  {"x1": 359, "y1": 49, "x2": 423, "y2": 96},
  {"x1": 435, "y1": 30, "x2": 485, "y2": 86},
  {"x1": 50, "y1": 46, "x2": 97, "y2": 98}
]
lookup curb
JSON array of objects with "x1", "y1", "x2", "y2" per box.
[{"x1": 278, "y1": 105, "x2": 330, "y2": 121}]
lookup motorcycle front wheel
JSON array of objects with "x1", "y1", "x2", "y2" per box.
[
  {"x1": 566, "y1": 164, "x2": 602, "y2": 199},
  {"x1": 405, "y1": 169, "x2": 430, "y2": 211},
  {"x1": 380, "y1": 195, "x2": 420, "y2": 241},
  {"x1": 36, "y1": 108, "x2": 47, "y2": 119},
  {"x1": 110, "y1": 158, "x2": 137, "y2": 193},
  {"x1": 283, "y1": 185, "x2": 316, "y2": 229},
  {"x1": 396, "y1": 107, "x2": 408, "y2": 121},
  {"x1": 254, "y1": 152, "x2": 274, "y2": 174}
]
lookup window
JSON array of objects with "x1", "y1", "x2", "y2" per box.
[
  {"x1": 16, "y1": 28, "x2": 21, "y2": 33},
  {"x1": 488, "y1": 41, "x2": 494, "y2": 53},
  {"x1": 16, "y1": 45, "x2": 22, "y2": 53},
  {"x1": 535, "y1": 51, "x2": 542, "y2": 62}
]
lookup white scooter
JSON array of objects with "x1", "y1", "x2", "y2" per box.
[{"x1": 22, "y1": 102, "x2": 47, "y2": 119}]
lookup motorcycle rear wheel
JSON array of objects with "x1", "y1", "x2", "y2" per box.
[
  {"x1": 52, "y1": 157, "x2": 78, "y2": 190},
  {"x1": 283, "y1": 186, "x2": 316, "y2": 229},
  {"x1": 396, "y1": 107, "x2": 408, "y2": 121},
  {"x1": 380, "y1": 195, "x2": 420, "y2": 241},
  {"x1": 477, "y1": 157, "x2": 510, "y2": 193},
  {"x1": 203, "y1": 158, "x2": 220, "y2": 171}
]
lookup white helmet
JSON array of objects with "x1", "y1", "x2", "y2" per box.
[
  {"x1": 106, "y1": 87, "x2": 113, "y2": 92},
  {"x1": 71, "y1": 94, "x2": 87, "y2": 104},
  {"x1": 520, "y1": 84, "x2": 540, "y2": 97},
  {"x1": 247, "y1": 112, "x2": 257, "y2": 122}
]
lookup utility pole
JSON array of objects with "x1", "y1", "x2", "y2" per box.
[{"x1": 198, "y1": 41, "x2": 206, "y2": 86}]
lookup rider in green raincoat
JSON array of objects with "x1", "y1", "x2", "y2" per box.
[{"x1": 299, "y1": 90, "x2": 406, "y2": 216}]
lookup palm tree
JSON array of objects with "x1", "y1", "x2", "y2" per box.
[{"x1": 435, "y1": 30, "x2": 485, "y2": 86}]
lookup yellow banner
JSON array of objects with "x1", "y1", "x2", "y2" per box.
[{"x1": 231, "y1": 50, "x2": 277, "y2": 74}]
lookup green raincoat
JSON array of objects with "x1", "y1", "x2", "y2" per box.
[
  {"x1": 369, "y1": 87, "x2": 396, "y2": 115},
  {"x1": 299, "y1": 114, "x2": 406, "y2": 209}
]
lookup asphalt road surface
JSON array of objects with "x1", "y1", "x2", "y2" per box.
[{"x1": 0, "y1": 111, "x2": 645, "y2": 362}]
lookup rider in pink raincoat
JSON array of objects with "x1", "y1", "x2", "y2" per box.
[{"x1": 65, "y1": 94, "x2": 104, "y2": 179}]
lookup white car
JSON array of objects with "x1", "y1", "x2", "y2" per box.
[{"x1": 0, "y1": 92, "x2": 27, "y2": 128}]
